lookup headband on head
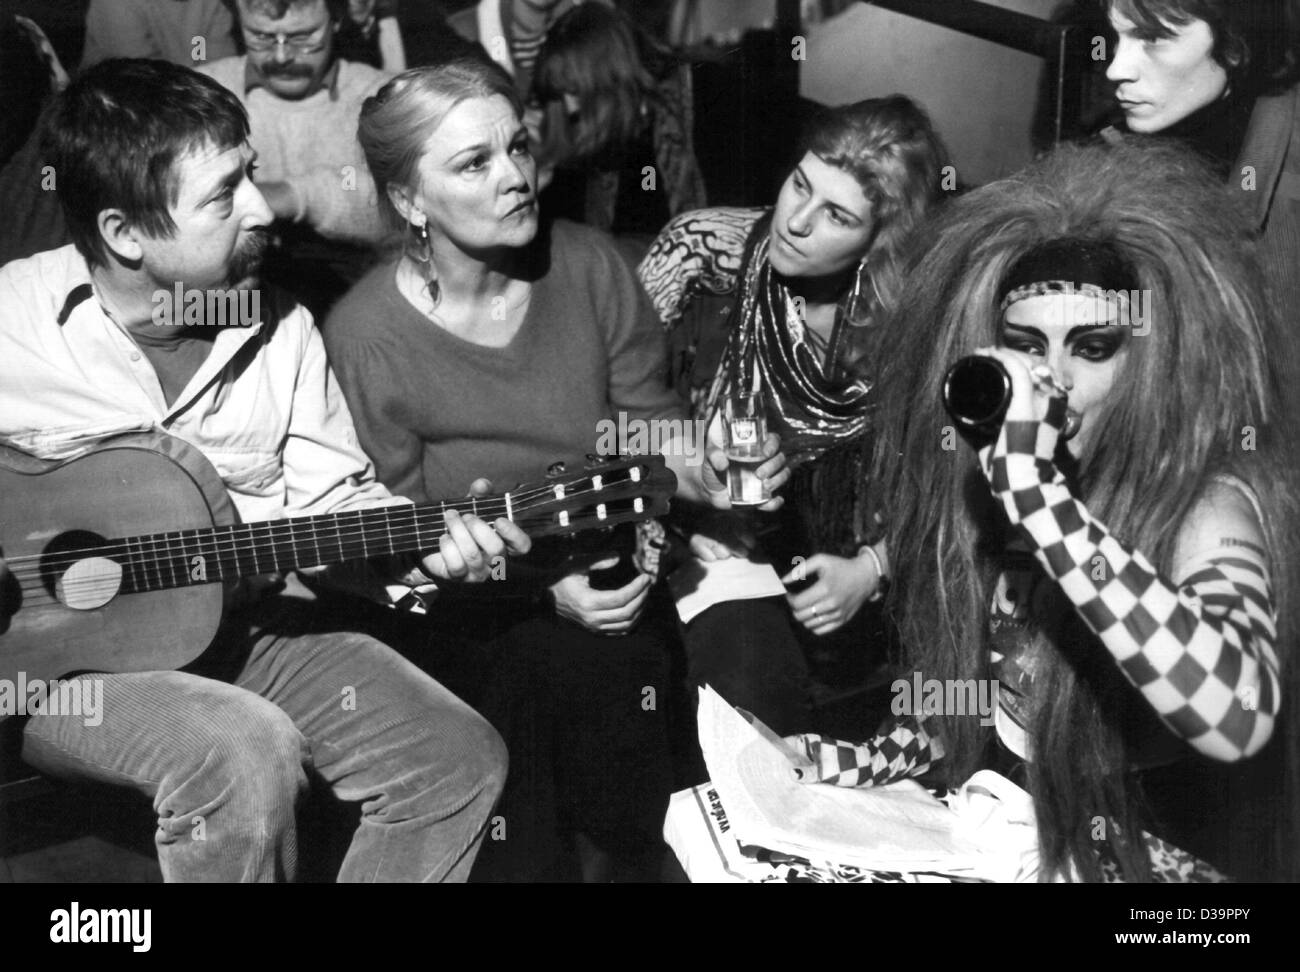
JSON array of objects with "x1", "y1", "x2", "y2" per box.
[{"x1": 997, "y1": 238, "x2": 1139, "y2": 313}]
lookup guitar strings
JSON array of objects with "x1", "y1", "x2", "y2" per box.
[
  {"x1": 0, "y1": 476, "x2": 638, "y2": 566},
  {"x1": 3, "y1": 477, "x2": 660, "y2": 572},
  {"x1": 6, "y1": 502, "x2": 656, "y2": 598},
  {"x1": 4, "y1": 479, "x2": 663, "y2": 593}
]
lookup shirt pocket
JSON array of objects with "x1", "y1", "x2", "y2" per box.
[{"x1": 207, "y1": 450, "x2": 283, "y2": 499}]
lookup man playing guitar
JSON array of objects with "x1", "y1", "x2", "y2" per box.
[{"x1": 0, "y1": 58, "x2": 532, "y2": 882}]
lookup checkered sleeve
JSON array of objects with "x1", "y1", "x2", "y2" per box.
[
  {"x1": 979, "y1": 404, "x2": 1280, "y2": 762},
  {"x1": 789, "y1": 714, "x2": 945, "y2": 787}
]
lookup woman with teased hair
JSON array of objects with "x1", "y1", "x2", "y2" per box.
[
  {"x1": 790, "y1": 139, "x2": 1299, "y2": 881},
  {"x1": 637, "y1": 95, "x2": 947, "y2": 737}
]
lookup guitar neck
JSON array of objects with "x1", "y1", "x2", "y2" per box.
[
  {"x1": 115, "y1": 497, "x2": 501, "y2": 594},
  {"x1": 104, "y1": 458, "x2": 672, "y2": 595}
]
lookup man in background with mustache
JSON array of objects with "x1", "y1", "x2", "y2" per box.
[{"x1": 199, "y1": 0, "x2": 393, "y2": 249}]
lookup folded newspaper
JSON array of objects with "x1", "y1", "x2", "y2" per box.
[{"x1": 666, "y1": 686, "x2": 1042, "y2": 882}]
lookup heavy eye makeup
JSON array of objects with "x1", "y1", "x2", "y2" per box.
[{"x1": 1001, "y1": 323, "x2": 1128, "y2": 362}]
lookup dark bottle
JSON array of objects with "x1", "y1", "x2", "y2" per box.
[{"x1": 943, "y1": 355, "x2": 1012, "y2": 447}]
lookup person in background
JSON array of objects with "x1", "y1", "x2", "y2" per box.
[
  {"x1": 794, "y1": 139, "x2": 1299, "y2": 882},
  {"x1": 448, "y1": 0, "x2": 579, "y2": 98},
  {"x1": 532, "y1": 1, "x2": 706, "y2": 242},
  {"x1": 201, "y1": 0, "x2": 391, "y2": 246},
  {"x1": 1101, "y1": 0, "x2": 1300, "y2": 316},
  {"x1": 335, "y1": 0, "x2": 406, "y2": 71},
  {"x1": 637, "y1": 96, "x2": 947, "y2": 739},
  {"x1": 324, "y1": 57, "x2": 787, "y2": 881},
  {"x1": 81, "y1": 0, "x2": 239, "y2": 69},
  {"x1": 199, "y1": 0, "x2": 394, "y2": 315},
  {"x1": 0, "y1": 15, "x2": 73, "y2": 266}
]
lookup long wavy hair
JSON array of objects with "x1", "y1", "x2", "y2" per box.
[
  {"x1": 871, "y1": 138, "x2": 1300, "y2": 881},
  {"x1": 532, "y1": 2, "x2": 675, "y2": 167},
  {"x1": 798, "y1": 95, "x2": 949, "y2": 379}
]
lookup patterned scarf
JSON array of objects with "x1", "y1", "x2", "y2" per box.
[
  {"x1": 705, "y1": 212, "x2": 873, "y2": 470},
  {"x1": 705, "y1": 213, "x2": 880, "y2": 554}
]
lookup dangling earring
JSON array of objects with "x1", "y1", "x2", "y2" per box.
[
  {"x1": 405, "y1": 215, "x2": 441, "y2": 307},
  {"x1": 843, "y1": 256, "x2": 872, "y2": 325}
]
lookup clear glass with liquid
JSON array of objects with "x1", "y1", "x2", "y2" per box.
[{"x1": 723, "y1": 389, "x2": 770, "y2": 506}]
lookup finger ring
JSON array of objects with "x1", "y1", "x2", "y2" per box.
[{"x1": 811, "y1": 606, "x2": 820, "y2": 619}]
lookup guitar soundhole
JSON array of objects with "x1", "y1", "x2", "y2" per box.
[{"x1": 39, "y1": 530, "x2": 114, "y2": 597}]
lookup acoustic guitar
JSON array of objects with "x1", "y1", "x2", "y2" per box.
[{"x1": 0, "y1": 433, "x2": 675, "y2": 683}]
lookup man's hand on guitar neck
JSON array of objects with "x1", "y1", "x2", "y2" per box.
[{"x1": 410, "y1": 478, "x2": 532, "y2": 584}]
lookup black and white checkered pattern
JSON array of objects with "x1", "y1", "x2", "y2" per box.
[
  {"x1": 791, "y1": 715, "x2": 944, "y2": 788},
  {"x1": 979, "y1": 415, "x2": 1280, "y2": 761}
]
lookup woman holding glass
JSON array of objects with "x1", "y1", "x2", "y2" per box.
[{"x1": 637, "y1": 95, "x2": 948, "y2": 736}]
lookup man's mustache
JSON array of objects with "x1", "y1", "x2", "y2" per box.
[
  {"x1": 261, "y1": 63, "x2": 315, "y2": 79},
  {"x1": 228, "y1": 230, "x2": 271, "y2": 284}
]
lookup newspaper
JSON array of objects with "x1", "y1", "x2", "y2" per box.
[{"x1": 694, "y1": 685, "x2": 991, "y2": 874}]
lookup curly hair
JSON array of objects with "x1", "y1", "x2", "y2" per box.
[
  {"x1": 871, "y1": 137, "x2": 1300, "y2": 880},
  {"x1": 798, "y1": 96, "x2": 949, "y2": 353}
]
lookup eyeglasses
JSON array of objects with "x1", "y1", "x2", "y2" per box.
[{"x1": 242, "y1": 23, "x2": 331, "y2": 53}]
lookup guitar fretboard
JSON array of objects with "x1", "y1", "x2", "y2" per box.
[
  {"x1": 61, "y1": 459, "x2": 668, "y2": 596},
  {"x1": 114, "y1": 498, "x2": 501, "y2": 594}
]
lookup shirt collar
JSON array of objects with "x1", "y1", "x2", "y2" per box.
[
  {"x1": 243, "y1": 54, "x2": 341, "y2": 101},
  {"x1": 56, "y1": 250, "x2": 268, "y2": 342},
  {"x1": 57, "y1": 282, "x2": 94, "y2": 326},
  {"x1": 55, "y1": 250, "x2": 95, "y2": 325}
]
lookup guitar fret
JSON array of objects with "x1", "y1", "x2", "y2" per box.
[
  {"x1": 203, "y1": 529, "x2": 224, "y2": 582},
  {"x1": 149, "y1": 532, "x2": 165, "y2": 591},
  {"x1": 270, "y1": 520, "x2": 289, "y2": 573},
  {"x1": 133, "y1": 535, "x2": 151, "y2": 592},
  {"x1": 309, "y1": 516, "x2": 324, "y2": 568},
  {"x1": 232, "y1": 524, "x2": 257, "y2": 578},
  {"x1": 267, "y1": 521, "x2": 282, "y2": 573},
  {"x1": 124, "y1": 536, "x2": 141, "y2": 593},
  {"x1": 161, "y1": 531, "x2": 179, "y2": 590},
  {"x1": 148, "y1": 533, "x2": 163, "y2": 592},
  {"x1": 271, "y1": 519, "x2": 294, "y2": 573},
  {"x1": 179, "y1": 529, "x2": 199, "y2": 585},
  {"x1": 410, "y1": 507, "x2": 424, "y2": 552},
  {"x1": 212, "y1": 525, "x2": 230, "y2": 578},
  {"x1": 247, "y1": 524, "x2": 263, "y2": 576},
  {"x1": 382, "y1": 505, "x2": 395, "y2": 557},
  {"x1": 283, "y1": 517, "x2": 296, "y2": 572},
  {"x1": 333, "y1": 513, "x2": 346, "y2": 564}
]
